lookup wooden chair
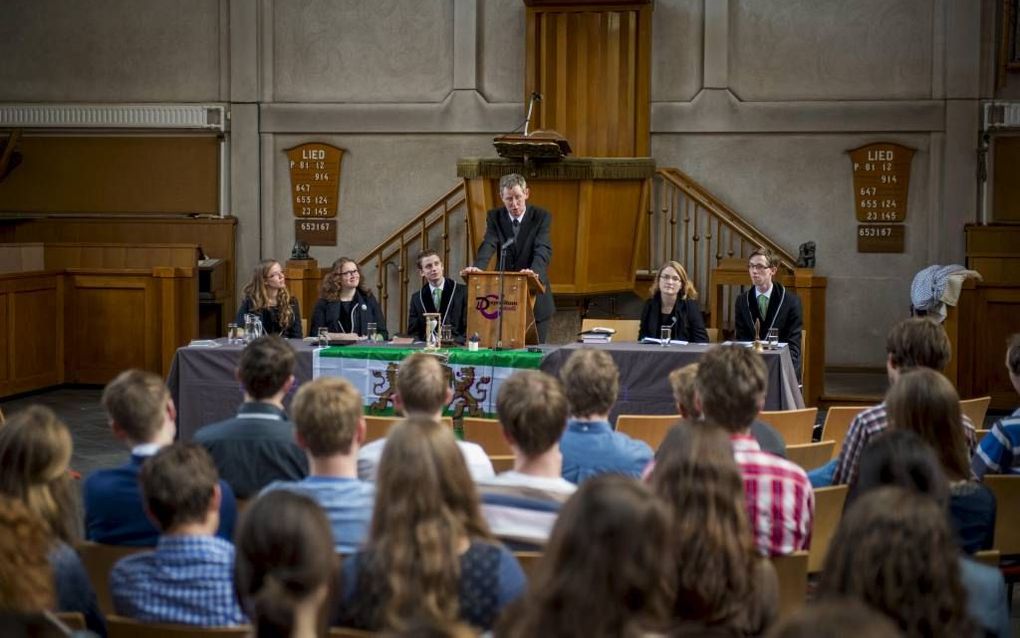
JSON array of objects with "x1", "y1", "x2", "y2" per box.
[
  {"x1": 107, "y1": 615, "x2": 250, "y2": 637},
  {"x1": 706, "y1": 327, "x2": 721, "y2": 342},
  {"x1": 807, "y1": 485, "x2": 849, "y2": 573},
  {"x1": 489, "y1": 454, "x2": 515, "y2": 472},
  {"x1": 819, "y1": 406, "x2": 867, "y2": 459},
  {"x1": 513, "y1": 550, "x2": 544, "y2": 579},
  {"x1": 757, "y1": 408, "x2": 818, "y2": 445},
  {"x1": 785, "y1": 441, "x2": 835, "y2": 472},
  {"x1": 580, "y1": 318, "x2": 640, "y2": 342},
  {"x1": 768, "y1": 551, "x2": 809, "y2": 620},
  {"x1": 973, "y1": 549, "x2": 1001, "y2": 569},
  {"x1": 985, "y1": 475, "x2": 1020, "y2": 555},
  {"x1": 76, "y1": 541, "x2": 150, "y2": 616},
  {"x1": 364, "y1": 416, "x2": 453, "y2": 443},
  {"x1": 329, "y1": 628, "x2": 375, "y2": 638},
  {"x1": 960, "y1": 396, "x2": 992, "y2": 428},
  {"x1": 53, "y1": 611, "x2": 86, "y2": 630},
  {"x1": 615, "y1": 414, "x2": 679, "y2": 451},
  {"x1": 976, "y1": 428, "x2": 992, "y2": 443},
  {"x1": 462, "y1": 417, "x2": 512, "y2": 455}
]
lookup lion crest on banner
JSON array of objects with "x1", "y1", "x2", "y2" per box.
[
  {"x1": 369, "y1": 362, "x2": 400, "y2": 412},
  {"x1": 447, "y1": 366, "x2": 491, "y2": 419}
]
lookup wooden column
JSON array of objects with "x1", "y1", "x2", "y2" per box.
[{"x1": 286, "y1": 259, "x2": 324, "y2": 336}]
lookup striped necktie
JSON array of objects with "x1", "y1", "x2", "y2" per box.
[{"x1": 433, "y1": 287, "x2": 442, "y2": 310}]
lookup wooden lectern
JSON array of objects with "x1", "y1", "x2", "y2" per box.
[{"x1": 465, "y1": 271, "x2": 546, "y2": 349}]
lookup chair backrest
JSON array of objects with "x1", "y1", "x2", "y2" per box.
[
  {"x1": 513, "y1": 550, "x2": 544, "y2": 580},
  {"x1": 580, "y1": 318, "x2": 640, "y2": 342},
  {"x1": 364, "y1": 415, "x2": 453, "y2": 443},
  {"x1": 985, "y1": 475, "x2": 1020, "y2": 555},
  {"x1": 706, "y1": 327, "x2": 721, "y2": 342},
  {"x1": 106, "y1": 615, "x2": 250, "y2": 638},
  {"x1": 76, "y1": 541, "x2": 150, "y2": 616},
  {"x1": 488, "y1": 454, "x2": 516, "y2": 472},
  {"x1": 615, "y1": 414, "x2": 679, "y2": 451},
  {"x1": 329, "y1": 628, "x2": 375, "y2": 638},
  {"x1": 819, "y1": 406, "x2": 867, "y2": 459},
  {"x1": 960, "y1": 396, "x2": 991, "y2": 428},
  {"x1": 976, "y1": 428, "x2": 992, "y2": 443},
  {"x1": 972, "y1": 549, "x2": 1000, "y2": 569},
  {"x1": 785, "y1": 441, "x2": 835, "y2": 473},
  {"x1": 768, "y1": 551, "x2": 809, "y2": 621},
  {"x1": 807, "y1": 485, "x2": 849, "y2": 573},
  {"x1": 462, "y1": 417, "x2": 513, "y2": 455},
  {"x1": 757, "y1": 408, "x2": 818, "y2": 445},
  {"x1": 53, "y1": 611, "x2": 86, "y2": 630}
]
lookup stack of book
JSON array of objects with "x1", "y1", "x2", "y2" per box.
[{"x1": 578, "y1": 327, "x2": 616, "y2": 343}]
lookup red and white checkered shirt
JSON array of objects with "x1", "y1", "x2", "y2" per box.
[
  {"x1": 731, "y1": 434, "x2": 814, "y2": 556},
  {"x1": 832, "y1": 403, "x2": 977, "y2": 488}
]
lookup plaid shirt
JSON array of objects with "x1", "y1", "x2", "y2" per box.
[
  {"x1": 972, "y1": 409, "x2": 1020, "y2": 479},
  {"x1": 833, "y1": 403, "x2": 977, "y2": 488},
  {"x1": 731, "y1": 434, "x2": 814, "y2": 556},
  {"x1": 110, "y1": 535, "x2": 245, "y2": 626}
]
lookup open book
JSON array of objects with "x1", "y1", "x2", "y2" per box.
[{"x1": 577, "y1": 326, "x2": 616, "y2": 343}]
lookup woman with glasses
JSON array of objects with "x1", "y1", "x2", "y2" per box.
[
  {"x1": 310, "y1": 257, "x2": 388, "y2": 339},
  {"x1": 638, "y1": 260, "x2": 709, "y2": 343},
  {"x1": 236, "y1": 258, "x2": 303, "y2": 338}
]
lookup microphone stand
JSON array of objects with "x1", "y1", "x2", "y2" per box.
[{"x1": 495, "y1": 244, "x2": 508, "y2": 350}]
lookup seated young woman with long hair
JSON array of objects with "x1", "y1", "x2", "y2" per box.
[
  {"x1": 236, "y1": 259, "x2": 303, "y2": 338},
  {"x1": 651, "y1": 422, "x2": 778, "y2": 636},
  {"x1": 310, "y1": 257, "x2": 386, "y2": 339},
  {"x1": 235, "y1": 490, "x2": 338, "y2": 638},
  {"x1": 498, "y1": 474, "x2": 676, "y2": 638},
  {"x1": 335, "y1": 417, "x2": 524, "y2": 632}
]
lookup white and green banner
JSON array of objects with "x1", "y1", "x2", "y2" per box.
[{"x1": 313, "y1": 346, "x2": 543, "y2": 418}]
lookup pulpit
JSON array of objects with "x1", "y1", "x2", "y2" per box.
[{"x1": 464, "y1": 271, "x2": 545, "y2": 349}]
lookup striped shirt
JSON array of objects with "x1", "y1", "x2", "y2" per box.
[
  {"x1": 971, "y1": 410, "x2": 1020, "y2": 479},
  {"x1": 731, "y1": 434, "x2": 814, "y2": 556}
]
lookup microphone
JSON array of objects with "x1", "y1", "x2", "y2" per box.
[
  {"x1": 361, "y1": 304, "x2": 367, "y2": 311},
  {"x1": 531, "y1": 91, "x2": 543, "y2": 102},
  {"x1": 501, "y1": 236, "x2": 516, "y2": 251}
]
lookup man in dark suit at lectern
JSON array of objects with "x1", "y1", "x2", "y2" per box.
[
  {"x1": 462, "y1": 173, "x2": 554, "y2": 343},
  {"x1": 734, "y1": 247, "x2": 803, "y2": 381}
]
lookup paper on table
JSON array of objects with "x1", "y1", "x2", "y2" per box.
[{"x1": 640, "y1": 337, "x2": 689, "y2": 345}]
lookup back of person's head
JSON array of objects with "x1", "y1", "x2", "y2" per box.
[
  {"x1": 765, "y1": 599, "x2": 900, "y2": 638},
  {"x1": 559, "y1": 348, "x2": 619, "y2": 417},
  {"x1": 365, "y1": 417, "x2": 490, "y2": 630},
  {"x1": 695, "y1": 346, "x2": 766, "y2": 432},
  {"x1": 885, "y1": 317, "x2": 951, "y2": 371},
  {"x1": 855, "y1": 429, "x2": 949, "y2": 508},
  {"x1": 239, "y1": 336, "x2": 296, "y2": 400},
  {"x1": 668, "y1": 363, "x2": 700, "y2": 418},
  {"x1": 139, "y1": 443, "x2": 219, "y2": 532},
  {"x1": 818, "y1": 486, "x2": 972, "y2": 637},
  {"x1": 291, "y1": 377, "x2": 362, "y2": 458},
  {"x1": 1007, "y1": 333, "x2": 1020, "y2": 382},
  {"x1": 101, "y1": 369, "x2": 171, "y2": 443},
  {"x1": 885, "y1": 367, "x2": 969, "y2": 481},
  {"x1": 235, "y1": 490, "x2": 337, "y2": 638},
  {"x1": 0, "y1": 406, "x2": 78, "y2": 544},
  {"x1": 496, "y1": 370, "x2": 567, "y2": 458},
  {"x1": 396, "y1": 353, "x2": 449, "y2": 416},
  {"x1": 500, "y1": 475, "x2": 674, "y2": 638},
  {"x1": 651, "y1": 422, "x2": 755, "y2": 624},
  {"x1": 0, "y1": 496, "x2": 54, "y2": 613}
]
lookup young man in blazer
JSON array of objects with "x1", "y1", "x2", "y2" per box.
[
  {"x1": 407, "y1": 249, "x2": 467, "y2": 344},
  {"x1": 734, "y1": 248, "x2": 803, "y2": 380},
  {"x1": 462, "y1": 173, "x2": 554, "y2": 343}
]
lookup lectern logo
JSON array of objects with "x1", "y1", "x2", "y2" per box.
[{"x1": 475, "y1": 295, "x2": 518, "y2": 320}]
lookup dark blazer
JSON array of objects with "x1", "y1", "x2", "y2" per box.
[
  {"x1": 310, "y1": 289, "x2": 388, "y2": 339},
  {"x1": 235, "y1": 297, "x2": 303, "y2": 338},
  {"x1": 472, "y1": 205, "x2": 554, "y2": 323},
  {"x1": 734, "y1": 281, "x2": 803, "y2": 379},
  {"x1": 407, "y1": 277, "x2": 468, "y2": 343},
  {"x1": 638, "y1": 293, "x2": 709, "y2": 343}
]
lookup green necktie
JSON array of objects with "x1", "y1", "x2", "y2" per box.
[
  {"x1": 757, "y1": 294, "x2": 768, "y2": 319},
  {"x1": 433, "y1": 287, "x2": 442, "y2": 310}
]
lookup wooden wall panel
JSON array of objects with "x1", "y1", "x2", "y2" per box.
[
  {"x1": 993, "y1": 136, "x2": 1020, "y2": 223},
  {"x1": 43, "y1": 244, "x2": 199, "y2": 270},
  {"x1": 0, "y1": 273, "x2": 63, "y2": 395},
  {"x1": 947, "y1": 283, "x2": 1020, "y2": 410}
]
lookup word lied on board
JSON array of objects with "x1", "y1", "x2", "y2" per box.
[
  {"x1": 286, "y1": 142, "x2": 344, "y2": 245},
  {"x1": 848, "y1": 142, "x2": 914, "y2": 253}
]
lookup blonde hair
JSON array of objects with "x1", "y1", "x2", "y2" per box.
[
  {"x1": 0, "y1": 496, "x2": 55, "y2": 612},
  {"x1": 242, "y1": 259, "x2": 294, "y2": 331},
  {"x1": 102, "y1": 369, "x2": 171, "y2": 442},
  {"x1": 291, "y1": 377, "x2": 363, "y2": 457},
  {"x1": 650, "y1": 260, "x2": 698, "y2": 300}
]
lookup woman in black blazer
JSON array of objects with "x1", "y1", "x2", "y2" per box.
[
  {"x1": 235, "y1": 259, "x2": 303, "y2": 338},
  {"x1": 638, "y1": 260, "x2": 709, "y2": 343},
  {"x1": 310, "y1": 257, "x2": 387, "y2": 339}
]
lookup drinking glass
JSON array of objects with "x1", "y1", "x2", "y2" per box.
[
  {"x1": 659, "y1": 325, "x2": 671, "y2": 346},
  {"x1": 227, "y1": 323, "x2": 238, "y2": 344},
  {"x1": 767, "y1": 327, "x2": 779, "y2": 347},
  {"x1": 366, "y1": 322, "x2": 378, "y2": 342},
  {"x1": 441, "y1": 325, "x2": 453, "y2": 344},
  {"x1": 317, "y1": 327, "x2": 329, "y2": 347}
]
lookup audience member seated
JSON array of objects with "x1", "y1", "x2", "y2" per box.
[
  {"x1": 109, "y1": 444, "x2": 245, "y2": 626},
  {"x1": 557, "y1": 348, "x2": 653, "y2": 483},
  {"x1": 406, "y1": 249, "x2": 468, "y2": 344},
  {"x1": 669, "y1": 362, "x2": 786, "y2": 457},
  {"x1": 84, "y1": 370, "x2": 236, "y2": 545},
  {"x1": 194, "y1": 336, "x2": 308, "y2": 499},
  {"x1": 235, "y1": 258, "x2": 303, "y2": 338},
  {"x1": 972, "y1": 333, "x2": 1020, "y2": 479},
  {"x1": 497, "y1": 475, "x2": 675, "y2": 637},
  {"x1": 695, "y1": 346, "x2": 813, "y2": 555},
  {"x1": 234, "y1": 490, "x2": 338, "y2": 638},
  {"x1": 650, "y1": 422, "x2": 778, "y2": 635},
  {"x1": 638, "y1": 260, "x2": 709, "y2": 343},
  {"x1": 764, "y1": 599, "x2": 900, "y2": 638},
  {"x1": 476, "y1": 370, "x2": 575, "y2": 548},
  {"x1": 850, "y1": 429, "x2": 1010, "y2": 637},
  {"x1": 357, "y1": 352, "x2": 494, "y2": 481},
  {"x1": 310, "y1": 257, "x2": 387, "y2": 339},
  {"x1": 884, "y1": 368, "x2": 995, "y2": 553},
  {"x1": 831, "y1": 317, "x2": 977, "y2": 488},
  {"x1": 336, "y1": 417, "x2": 524, "y2": 632},
  {"x1": 0, "y1": 408, "x2": 106, "y2": 636},
  {"x1": 818, "y1": 487, "x2": 1004, "y2": 638},
  {"x1": 260, "y1": 376, "x2": 374, "y2": 553}
]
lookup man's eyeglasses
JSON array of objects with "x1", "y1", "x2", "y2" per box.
[
  {"x1": 340, "y1": 270, "x2": 359, "y2": 277},
  {"x1": 748, "y1": 263, "x2": 770, "y2": 272}
]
